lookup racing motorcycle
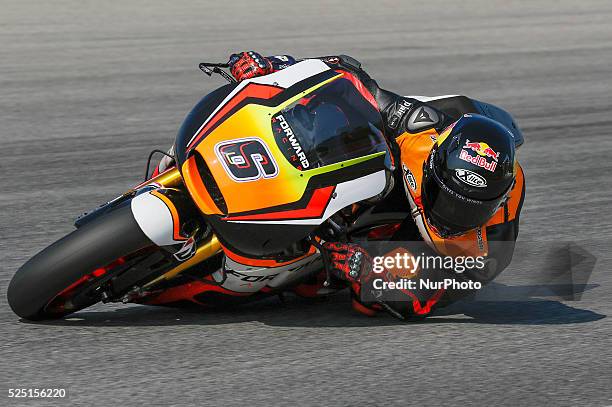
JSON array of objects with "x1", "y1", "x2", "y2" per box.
[{"x1": 7, "y1": 58, "x2": 520, "y2": 320}]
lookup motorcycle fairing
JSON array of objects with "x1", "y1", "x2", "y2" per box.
[
  {"x1": 180, "y1": 61, "x2": 390, "y2": 213},
  {"x1": 185, "y1": 59, "x2": 334, "y2": 151},
  {"x1": 210, "y1": 252, "x2": 321, "y2": 293},
  {"x1": 174, "y1": 60, "x2": 392, "y2": 256},
  {"x1": 130, "y1": 186, "x2": 209, "y2": 264}
]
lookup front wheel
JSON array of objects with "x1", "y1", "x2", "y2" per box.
[{"x1": 7, "y1": 204, "x2": 153, "y2": 320}]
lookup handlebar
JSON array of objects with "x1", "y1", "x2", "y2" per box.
[{"x1": 198, "y1": 62, "x2": 235, "y2": 83}]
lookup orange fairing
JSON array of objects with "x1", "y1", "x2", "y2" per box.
[
  {"x1": 185, "y1": 73, "x2": 345, "y2": 215},
  {"x1": 182, "y1": 155, "x2": 223, "y2": 215},
  {"x1": 198, "y1": 106, "x2": 313, "y2": 213},
  {"x1": 187, "y1": 83, "x2": 284, "y2": 150},
  {"x1": 222, "y1": 186, "x2": 335, "y2": 221}
]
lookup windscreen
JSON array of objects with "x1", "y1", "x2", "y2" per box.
[{"x1": 271, "y1": 77, "x2": 388, "y2": 170}]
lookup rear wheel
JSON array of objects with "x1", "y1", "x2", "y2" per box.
[{"x1": 7, "y1": 205, "x2": 153, "y2": 320}]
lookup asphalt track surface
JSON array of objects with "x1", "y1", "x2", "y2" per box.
[{"x1": 1, "y1": 1, "x2": 612, "y2": 406}]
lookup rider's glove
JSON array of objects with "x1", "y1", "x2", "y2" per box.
[
  {"x1": 228, "y1": 51, "x2": 273, "y2": 81},
  {"x1": 323, "y1": 242, "x2": 373, "y2": 284},
  {"x1": 323, "y1": 242, "x2": 383, "y2": 317}
]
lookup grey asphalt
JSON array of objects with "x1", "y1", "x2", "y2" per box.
[{"x1": 1, "y1": 0, "x2": 612, "y2": 406}]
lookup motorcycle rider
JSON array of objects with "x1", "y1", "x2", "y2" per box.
[{"x1": 148, "y1": 51, "x2": 525, "y2": 319}]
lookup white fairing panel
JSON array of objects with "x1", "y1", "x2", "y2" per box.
[
  {"x1": 131, "y1": 191, "x2": 183, "y2": 247},
  {"x1": 405, "y1": 95, "x2": 459, "y2": 102},
  {"x1": 188, "y1": 59, "x2": 331, "y2": 146},
  {"x1": 226, "y1": 169, "x2": 387, "y2": 225},
  {"x1": 211, "y1": 253, "x2": 321, "y2": 293},
  {"x1": 248, "y1": 58, "x2": 331, "y2": 87}
]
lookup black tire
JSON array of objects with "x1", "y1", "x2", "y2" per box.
[{"x1": 7, "y1": 204, "x2": 152, "y2": 320}]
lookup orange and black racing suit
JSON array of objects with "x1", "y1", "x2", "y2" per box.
[{"x1": 144, "y1": 55, "x2": 525, "y2": 318}]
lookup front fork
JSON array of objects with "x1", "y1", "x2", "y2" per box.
[
  {"x1": 129, "y1": 168, "x2": 223, "y2": 288},
  {"x1": 77, "y1": 167, "x2": 222, "y2": 294}
]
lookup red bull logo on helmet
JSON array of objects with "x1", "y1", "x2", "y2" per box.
[{"x1": 459, "y1": 139, "x2": 499, "y2": 172}]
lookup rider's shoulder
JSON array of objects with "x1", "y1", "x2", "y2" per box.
[
  {"x1": 411, "y1": 95, "x2": 524, "y2": 146},
  {"x1": 388, "y1": 96, "x2": 453, "y2": 135}
]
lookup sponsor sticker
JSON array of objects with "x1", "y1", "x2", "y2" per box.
[
  {"x1": 458, "y1": 139, "x2": 499, "y2": 173},
  {"x1": 272, "y1": 114, "x2": 310, "y2": 170},
  {"x1": 476, "y1": 227, "x2": 484, "y2": 250},
  {"x1": 388, "y1": 100, "x2": 413, "y2": 129},
  {"x1": 173, "y1": 237, "x2": 196, "y2": 262},
  {"x1": 406, "y1": 106, "x2": 439, "y2": 132},
  {"x1": 455, "y1": 168, "x2": 487, "y2": 187},
  {"x1": 322, "y1": 56, "x2": 340, "y2": 64},
  {"x1": 216, "y1": 262, "x2": 282, "y2": 292},
  {"x1": 402, "y1": 164, "x2": 417, "y2": 191},
  {"x1": 215, "y1": 137, "x2": 279, "y2": 181}
]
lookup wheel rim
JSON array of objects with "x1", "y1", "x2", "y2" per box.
[{"x1": 44, "y1": 257, "x2": 127, "y2": 315}]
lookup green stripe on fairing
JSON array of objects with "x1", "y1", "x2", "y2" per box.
[{"x1": 302, "y1": 150, "x2": 387, "y2": 178}]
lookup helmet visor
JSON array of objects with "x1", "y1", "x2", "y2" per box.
[{"x1": 422, "y1": 153, "x2": 504, "y2": 236}]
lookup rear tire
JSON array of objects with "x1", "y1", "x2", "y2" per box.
[{"x1": 7, "y1": 204, "x2": 152, "y2": 320}]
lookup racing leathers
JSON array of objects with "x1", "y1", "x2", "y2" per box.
[{"x1": 144, "y1": 53, "x2": 525, "y2": 319}]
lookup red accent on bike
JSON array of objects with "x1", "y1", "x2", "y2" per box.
[
  {"x1": 187, "y1": 82, "x2": 284, "y2": 150},
  {"x1": 414, "y1": 195, "x2": 423, "y2": 209},
  {"x1": 222, "y1": 186, "x2": 335, "y2": 221},
  {"x1": 336, "y1": 70, "x2": 379, "y2": 110},
  {"x1": 96, "y1": 257, "x2": 126, "y2": 277},
  {"x1": 367, "y1": 223, "x2": 402, "y2": 240},
  {"x1": 55, "y1": 275, "x2": 92, "y2": 298},
  {"x1": 49, "y1": 256, "x2": 128, "y2": 309},
  {"x1": 143, "y1": 280, "x2": 249, "y2": 305}
]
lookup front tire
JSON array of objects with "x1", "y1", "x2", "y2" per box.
[{"x1": 7, "y1": 204, "x2": 152, "y2": 320}]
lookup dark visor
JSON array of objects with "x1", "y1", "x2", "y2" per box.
[{"x1": 422, "y1": 152, "x2": 504, "y2": 236}]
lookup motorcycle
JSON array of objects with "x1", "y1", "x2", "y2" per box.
[
  {"x1": 7, "y1": 59, "x2": 402, "y2": 320},
  {"x1": 7, "y1": 58, "x2": 523, "y2": 320}
]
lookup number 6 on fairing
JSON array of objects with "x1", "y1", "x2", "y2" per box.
[{"x1": 214, "y1": 137, "x2": 278, "y2": 182}]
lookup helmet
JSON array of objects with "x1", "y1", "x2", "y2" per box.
[{"x1": 421, "y1": 114, "x2": 516, "y2": 237}]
